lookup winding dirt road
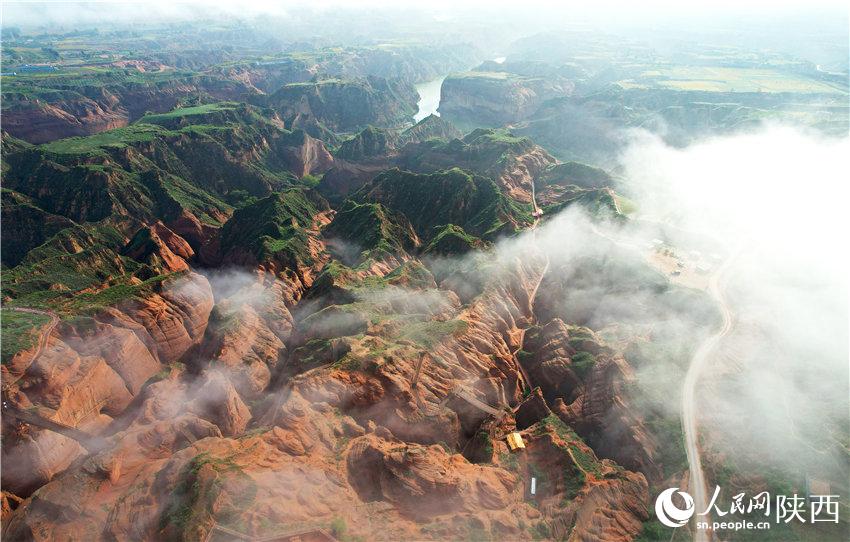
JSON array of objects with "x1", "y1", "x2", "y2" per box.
[
  {"x1": 682, "y1": 252, "x2": 737, "y2": 542},
  {"x1": 585, "y1": 217, "x2": 741, "y2": 541}
]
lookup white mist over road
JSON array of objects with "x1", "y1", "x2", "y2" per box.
[
  {"x1": 619, "y1": 125, "x2": 849, "y2": 534},
  {"x1": 681, "y1": 251, "x2": 737, "y2": 542}
]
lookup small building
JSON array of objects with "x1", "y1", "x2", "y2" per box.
[
  {"x1": 16, "y1": 64, "x2": 59, "y2": 73},
  {"x1": 506, "y1": 432, "x2": 525, "y2": 451}
]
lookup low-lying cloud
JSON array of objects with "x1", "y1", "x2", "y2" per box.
[{"x1": 614, "y1": 124, "x2": 849, "y2": 484}]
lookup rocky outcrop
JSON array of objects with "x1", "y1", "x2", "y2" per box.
[
  {"x1": 1, "y1": 273, "x2": 214, "y2": 496},
  {"x1": 534, "y1": 162, "x2": 620, "y2": 208},
  {"x1": 3, "y1": 362, "x2": 645, "y2": 540},
  {"x1": 167, "y1": 209, "x2": 221, "y2": 252},
  {"x1": 552, "y1": 354, "x2": 661, "y2": 481},
  {"x1": 102, "y1": 273, "x2": 213, "y2": 363},
  {"x1": 2, "y1": 77, "x2": 249, "y2": 144},
  {"x1": 514, "y1": 387, "x2": 552, "y2": 430},
  {"x1": 347, "y1": 434, "x2": 518, "y2": 518},
  {"x1": 318, "y1": 157, "x2": 395, "y2": 205},
  {"x1": 317, "y1": 117, "x2": 464, "y2": 205},
  {"x1": 191, "y1": 278, "x2": 295, "y2": 398},
  {"x1": 2, "y1": 231, "x2": 655, "y2": 542},
  {"x1": 8, "y1": 272, "x2": 214, "y2": 405},
  {"x1": 215, "y1": 189, "x2": 332, "y2": 304},
  {"x1": 323, "y1": 200, "x2": 421, "y2": 264},
  {"x1": 519, "y1": 319, "x2": 583, "y2": 404},
  {"x1": 261, "y1": 76, "x2": 418, "y2": 132},
  {"x1": 1, "y1": 99, "x2": 129, "y2": 144},
  {"x1": 216, "y1": 61, "x2": 316, "y2": 94},
  {"x1": 276, "y1": 130, "x2": 334, "y2": 178},
  {"x1": 565, "y1": 472, "x2": 650, "y2": 542},
  {"x1": 336, "y1": 126, "x2": 395, "y2": 161},
  {"x1": 123, "y1": 222, "x2": 194, "y2": 273},
  {"x1": 397, "y1": 114, "x2": 462, "y2": 147},
  {"x1": 439, "y1": 69, "x2": 573, "y2": 127},
  {"x1": 188, "y1": 371, "x2": 251, "y2": 436},
  {"x1": 1, "y1": 339, "x2": 130, "y2": 495},
  {"x1": 360, "y1": 167, "x2": 534, "y2": 242},
  {"x1": 496, "y1": 143, "x2": 557, "y2": 203}
]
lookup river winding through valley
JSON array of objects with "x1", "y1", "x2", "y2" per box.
[{"x1": 413, "y1": 76, "x2": 445, "y2": 123}]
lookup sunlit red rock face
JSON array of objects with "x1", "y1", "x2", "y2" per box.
[
  {"x1": 2, "y1": 79, "x2": 249, "y2": 144},
  {"x1": 1, "y1": 187, "x2": 663, "y2": 539},
  {"x1": 1, "y1": 100, "x2": 130, "y2": 144},
  {"x1": 278, "y1": 131, "x2": 335, "y2": 178},
  {"x1": 1, "y1": 60, "x2": 662, "y2": 539},
  {"x1": 2, "y1": 247, "x2": 650, "y2": 542},
  {"x1": 123, "y1": 222, "x2": 195, "y2": 273},
  {"x1": 518, "y1": 319, "x2": 661, "y2": 481},
  {"x1": 0, "y1": 273, "x2": 214, "y2": 496}
]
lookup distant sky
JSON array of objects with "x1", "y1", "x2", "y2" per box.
[{"x1": 2, "y1": 0, "x2": 847, "y2": 29}]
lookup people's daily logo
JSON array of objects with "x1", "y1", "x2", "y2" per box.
[
  {"x1": 655, "y1": 488, "x2": 695, "y2": 527},
  {"x1": 654, "y1": 486, "x2": 840, "y2": 533}
]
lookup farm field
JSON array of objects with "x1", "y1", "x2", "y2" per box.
[{"x1": 627, "y1": 66, "x2": 845, "y2": 93}]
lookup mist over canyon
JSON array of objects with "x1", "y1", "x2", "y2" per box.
[{"x1": 1, "y1": 3, "x2": 848, "y2": 541}]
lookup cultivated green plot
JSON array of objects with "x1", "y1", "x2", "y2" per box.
[
  {"x1": 627, "y1": 66, "x2": 845, "y2": 94},
  {"x1": 40, "y1": 124, "x2": 168, "y2": 155}
]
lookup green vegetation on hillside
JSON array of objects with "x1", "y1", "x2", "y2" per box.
[
  {"x1": 424, "y1": 224, "x2": 484, "y2": 255},
  {"x1": 159, "y1": 451, "x2": 256, "y2": 539},
  {"x1": 359, "y1": 167, "x2": 533, "y2": 241},
  {"x1": 397, "y1": 114, "x2": 462, "y2": 146},
  {"x1": 263, "y1": 76, "x2": 418, "y2": 132},
  {"x1": 2, "y1": 222, "x2": 136, "y2": 308},
  {"x1": 541, "y1": 161, "x2": 614, "y2": 189},
  {"x1": 398, "y1": 319, "x2": 468, "y2": 348},
  {"x1": 139, "y1": 102, "x2": 243, "y2": 124},
  {"x1": 1, "y1": 102, "x2": 337, "y2": 314},
  {"x1": 219, "y1": 189, "x2": 325, "y2": 266},
  {"x1": 324, "y1": 200, "x2": 419, "y2": 263},
  {"x1": 1, "y1": 309, "x2": 50, "y2": 364},
  {"x1": 335, "y1": 125, "x2": 394, "y2": 160},
  {"x1": 400, "y1": 128, "x2": 537, "y2": 173},
  {"x1": 40, "y1": 124, "x2": 168, "y2": 156},
  {"x1": 67, "y1": 273, "x2": 175, "y2": 316}
]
